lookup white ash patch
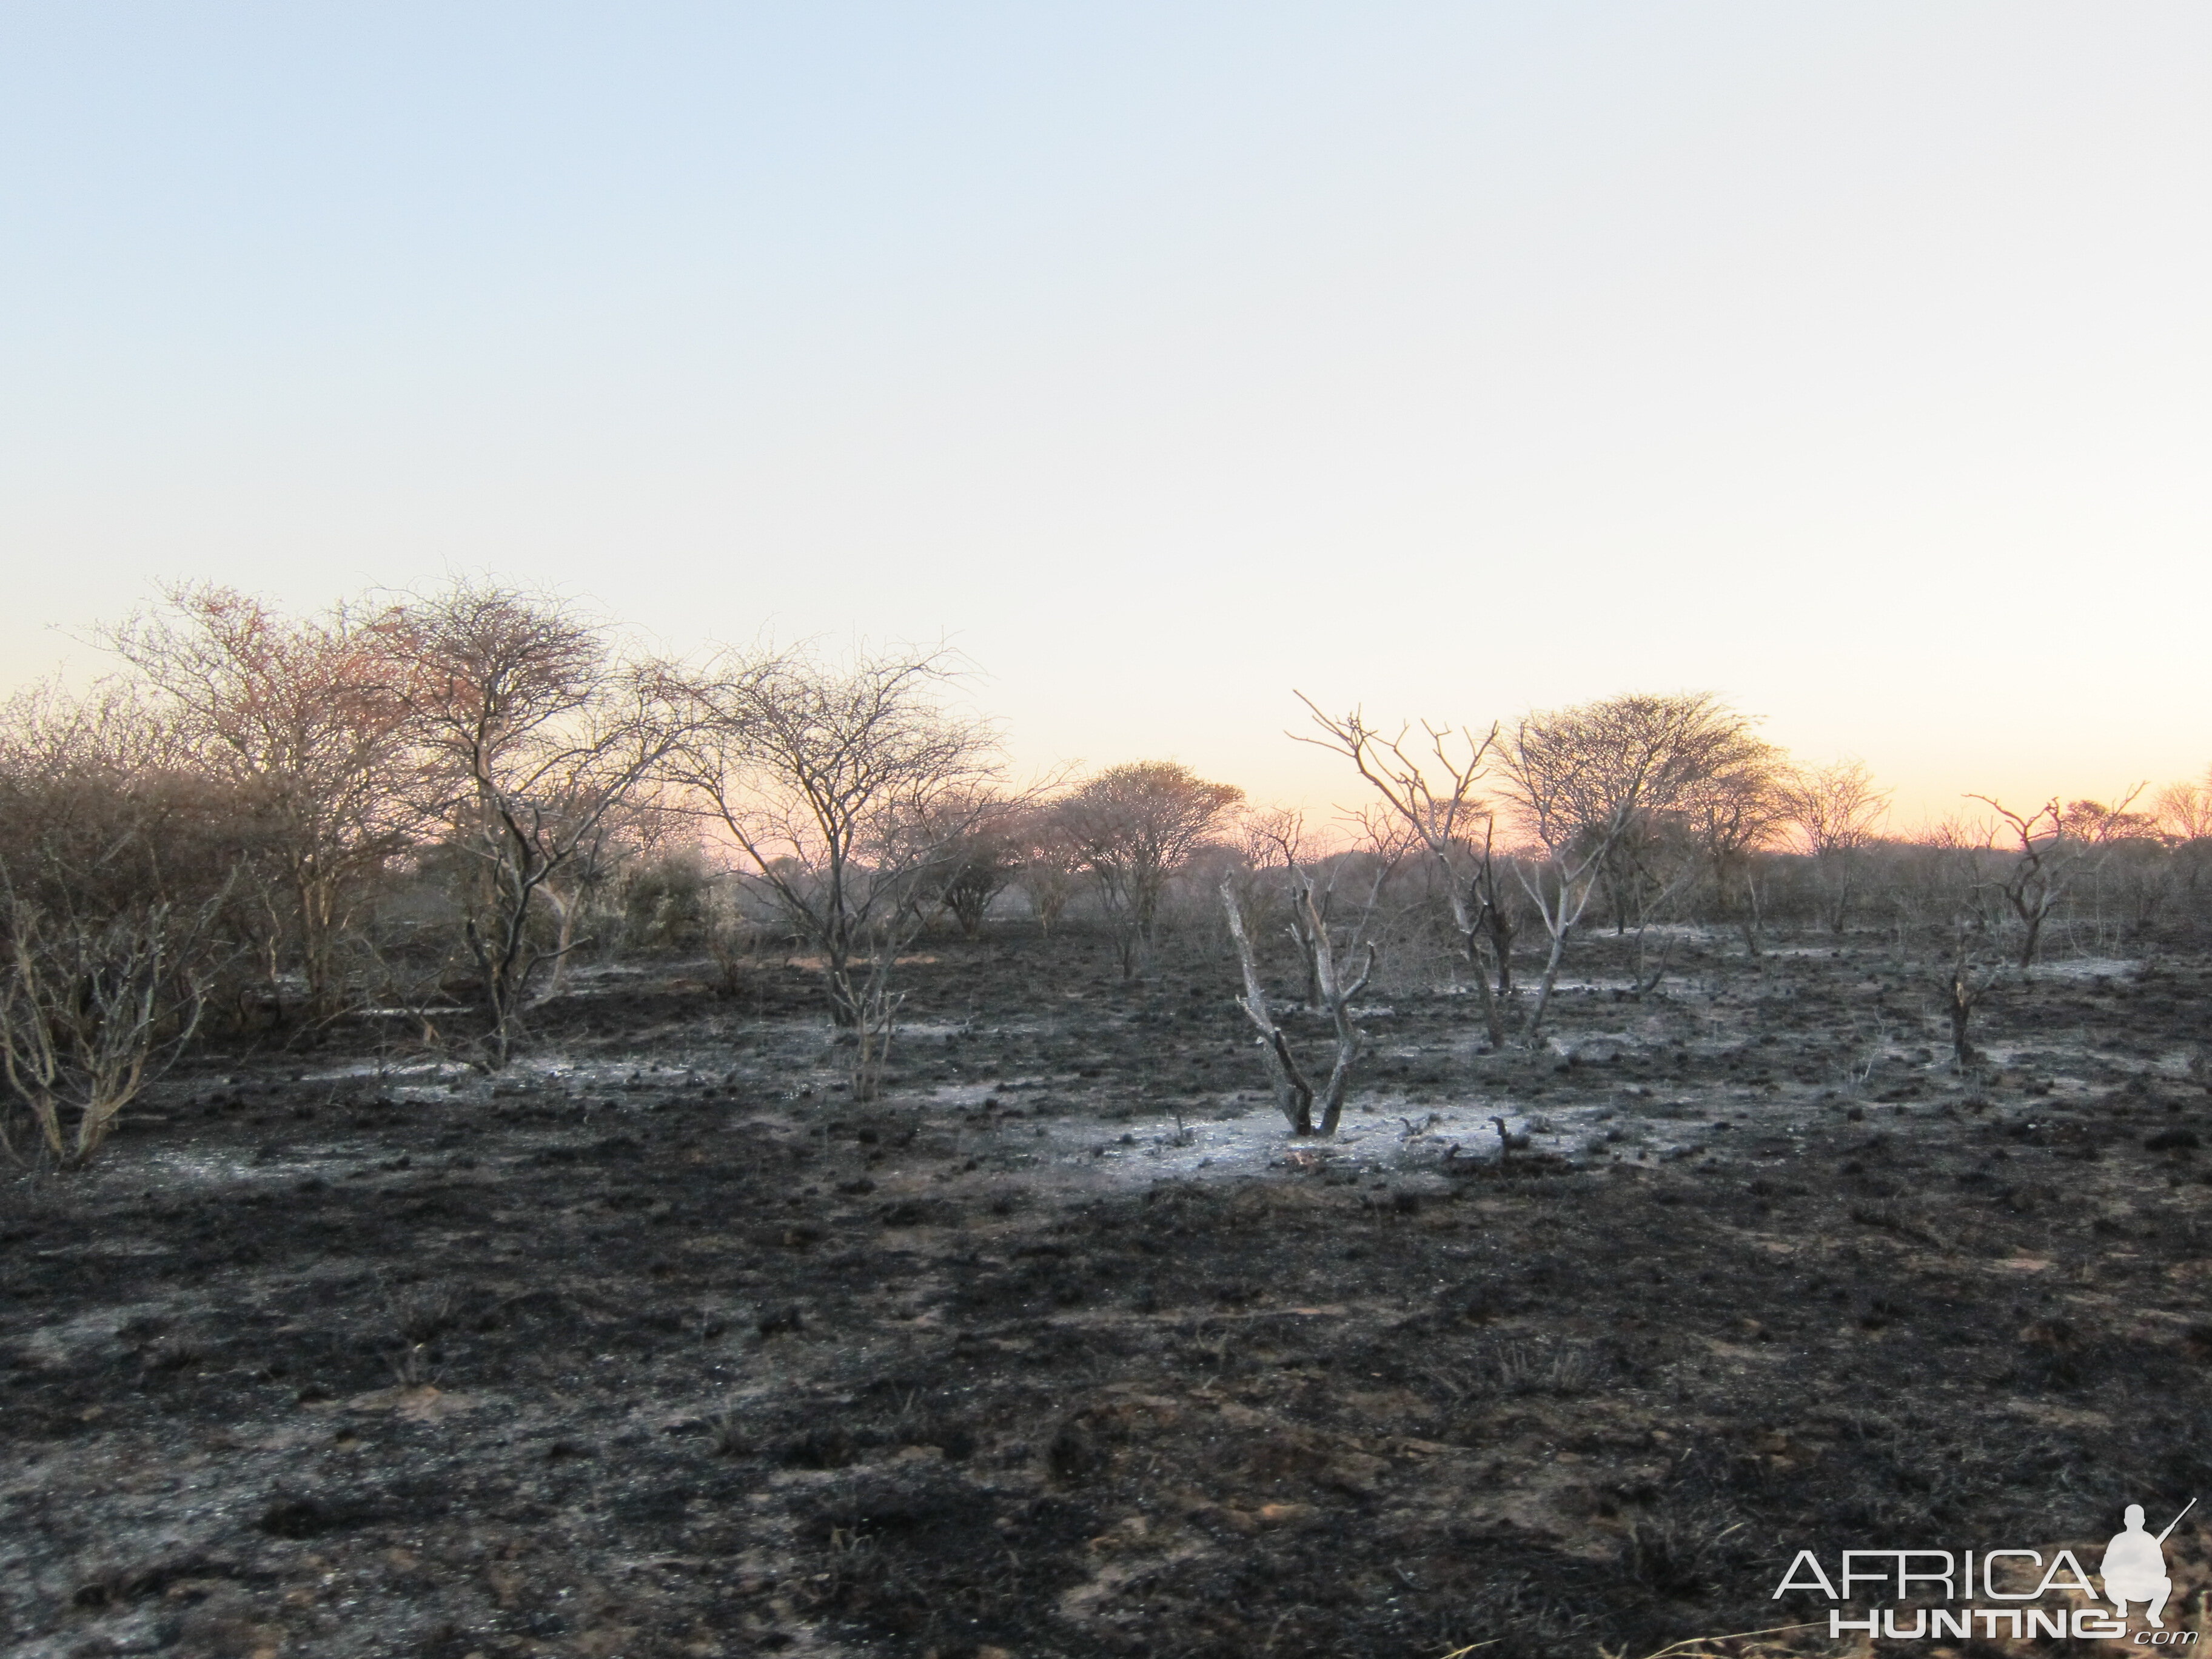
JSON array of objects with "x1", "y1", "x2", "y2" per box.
[{"x1": 2025, "y1": 957, "x2": 2144, "y2": 982}]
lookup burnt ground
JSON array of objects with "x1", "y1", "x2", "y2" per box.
[{"x1": 6, "y1": 925, "x2": 2212, "y2": 1659}]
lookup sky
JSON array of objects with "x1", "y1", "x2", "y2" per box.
[{"x1": 3, "y1": 2, "x2": 2208, "y2": 831}]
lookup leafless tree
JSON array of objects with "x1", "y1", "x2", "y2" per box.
[
  {"x1": 914, "y1": 790, "x2": 1028, "y2": 939},
  {"x1": 0, "y1": 894, "x2": 224, "y2": 1167},
  {"x1": 389, "y1": 580, "x2": 686, "y2": 1068},
  {"x1": 672, "y1": 646, "x2": 1002, "y2": 1101},
  {"x1": 1293, "y1": 696, "x2": 1515, "y2": 1047},
  {"x1": 0, "y1": 680, "x2": 251, "y2": 923},
  {"x1": 0, "y1": 685, "x2": 242, "y2": 1165},
  {"x1": 1505, "y1": 694, "x2": 1771, "y2": 865},
  {"x1": 2152, "y1": 774, "x2": 2212, "y2": 844},
  {"x1": 2057, "y1": 789, "x2": 2153, "y2": 845},
  {"x1": 1782, "y1": 759, "x2": 1891, "y2": 858},
  {"x1": 1500, "y1": 839, "x2": 1606, "y2": 1044},
  {"x1": 105, "y1": 583, "x2": 417, "y2": 1020},
  {"x1": 1966, "y1": 795, "x2": 2093, "y2": 970},
  {"x1": 1780, "y1": 759, "x2": 1892, "y2": 934},
  {"x1": 1011, "y1": 805, "x2": 1083, "y2": 934},
  {"x1": 1941, "y1": 920, "x2": 2004, "y2": 1070},
  {"x1": 1500, "y1": 693, "x2": 1769, "y2": 1038},
  {"x1": 1057, "y1": 761, "x2": 1244, "y2": 979},
  {"x1": 1219, "y1": 831, "x2": 1390, "y2": 1136},
  {"x1": 1679, "y1": 759, "x2": 1791, "y2": 956}
]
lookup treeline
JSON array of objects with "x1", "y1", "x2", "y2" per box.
[{"x1": 3, "y1": 578, "x2": 2208, "y2": 1162}]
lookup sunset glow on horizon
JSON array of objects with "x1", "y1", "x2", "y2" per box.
[{"x1": 4, "y1": 3, "x2": 2207, "y2": 831}]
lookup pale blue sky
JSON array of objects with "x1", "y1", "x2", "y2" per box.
[{"x1": 4, "y1": 3, "x2": 2208, "y2": 822}]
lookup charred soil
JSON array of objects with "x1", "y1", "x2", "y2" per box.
[{"x1": 6, "y1": 927, "x2": 2212, "y2": 1658}]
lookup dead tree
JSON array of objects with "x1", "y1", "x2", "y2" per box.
[
  {"x1": 1293, "y1": 695, "x2": 1513, "y2": 1046},
  {"x1": 1682, "y1": 763, "x2": 1790, "y2": 956},
  {"x1": 1219, "y1": 851, "x2": 1381, "y2": 1138},
  {"x1": 1508, "y1": 843, "x2": 1607, "y2": 1044},
  {"x1": 0, "y1": 681, "x2": 253, "y2": 1161},
  {"x1": 0, "y1": 894, "x2": 224, "y2": 1168},
  {"x1": 1012, "y1": 806, "x2": 1082, "y2": 934},
  {"x1": 1057, "y1": 762, "x2": 1245, "y2": 979},
  {"x1": 1942, "y1": 923, "x2": 2003, "y2": 1070},
  {"x1": 1780, "y1": 759, "x2": 1891, "y2": 933},
  {"x1": 915, "y1": 791, "x2": 1026, "y2": 939},
  {"x1": 1502, "y1": 693, "x2": 1772, "y2": 1039},
  {"x1": 2153, "y1": 774, "x2": 2212, "y2": 844},
  {"x1": 105, "y1": 583, "x2": 417, "y2": 1021},
  {"x1": 1967, "y1": 796, "x2": 2076, "y2": 969},
  {"x1": 672, "y1": 646, "x2": 1003, "y2": 1102},
  {"x1": 390, "y1": 581, "x2": 685, "y2": 1068}
]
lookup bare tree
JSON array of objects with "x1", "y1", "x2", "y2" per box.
[
  {"x1": 105, "y1": 583, "x2": 417, "y2": 1020},
  {"x1": 1057, "y1": 762, "x2": 1244, "y2": 979},
  {"x1": 1500, "y1": 693, "x2": 1771, "y2": 1037},
  {"x1": 2058, "y1": 789, "x2": 2153, "y2": 845},
  {"x1": 389, "y1": 580, "x2": 685, "y2": 1068},
  {"x1": 1011, "y1": 805, "x2": 1082, "y2": 934},
  {"x1": 1965, "y1": 796, "x2": 2074, "y2": 970},
  {"x1": 1941, "y1": 920, "x2": 2003, "y2": 1070},
  {"x1": 1680, "y1": 758, "x2": 1791, "y2": 956},
  {"x1": 1958, "y1": 788, "x2": 2150, "y2": 970},
  {"x1": 0, "y1": 684, "x2": 242, "y2": 1165},
  {"x1": 672, "y1": 646, "x2": 1002, "y2": 1100},
  {"x1": 2153, "y1": 773, "x2": 2212, "y2": 844},
  {"x1": 1501, "y1": 837, "x2": 1606, "y2": 1043},
  {"x1": 1219, "y1": 833, "x2": 1390, "y2": 1137},
  {"x1": 0, "y1": 680, "x2": 253, "y2": 923},
  {"x1": 1780, "y1": 759, "x2": 1892, "y2": 934},
  {"x1": 0, "y1": 895, "x2": 224, "y2": 1167},
  {"x1": 1505, "y1": 694, "x2": 1771, "y2": 868},
  {"x1": 915, "y1": 790, "x2": 1028, "y2": 939},
  {"x1": 1782, "y1": 759, "x2": 1891, "y2": 858},
  {"x1": 1293, "y1": 696, "x2": 1514, "y2": 1047}
]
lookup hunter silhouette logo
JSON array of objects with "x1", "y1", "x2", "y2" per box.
[
  {"x1": 2105, "y1": 1500, "x2": 2194, "y2": 1629},
  {"x1": 1774, "y1": 1499, "x2": 2199, "y2": 1643}
]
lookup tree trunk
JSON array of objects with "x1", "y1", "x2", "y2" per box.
[
  {"x1": 1222, "y1": 882, "x2": 1318, "y2": 1134},
  {"x1": 1444, "y1": 886, "x2": 1504, "y2": 1049},
  {"x1": 1948, "y1": 975, "x2": 1977, "y2": 1067},
  {"x1": 1486, "y1": 901, "x2": 1517, "y2": 1000},
  {"x1": 1526, "y1": 925, "x2": 1570, "y2": 1044}
]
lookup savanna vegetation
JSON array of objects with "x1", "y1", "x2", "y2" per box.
[{"x1": 6, "y1": 579, "x2": 2212, "y2": 1658}]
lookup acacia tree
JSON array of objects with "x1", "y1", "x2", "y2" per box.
[
  {"x1": 105, "y1": 583, "x2": 417, "y2": 1019},
  {"x1": 1501, "y1": 693, "x2": 1769, "y2": 1038},
  {"x1": 1679, "y1": 753, "x2": 1791, "y2": 956},
  {"x1": 914, "y1": 790, "x2": 1028, "y2": 939},
  {"x1": 672, "y1": 647, "x2": 1002, "y2": 1100},
  {"x1": 0, "y1": 684, "x2": 241, "y2": 1165},
  {"x1": 390, "y1": 580, "x2": 685, "y2": 1068},
  {"x1": 0, "y1": 896, "x2": 223, "y2": 1167},
  {"x1": 1012, "y1": 805, "x2": 1083, "y2": 933},
  {"x1": 1780, "y1": 759, "x2": 1891, "y2": 933},
  {"x1": 1966, "y1": 796, "x2": 2076, "y2": 970},
  {"x1": 2058, "y1": 791, "x2": 2153, "y2": 845},
  {"x1": 1294, "y1": 695, "x2": 1514, "y2": 1047},
  {"x1": 2153, "y1": 773, "x2": 2212, "y2": 843},
  {"x1": 1057, "y1": 761, "x2": 1244, "y2": 979}
]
